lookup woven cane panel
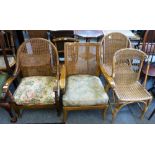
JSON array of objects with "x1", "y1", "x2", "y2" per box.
[
  {"x1": 65, "y1": 43, "x2": 100, "y2": 76},
  {"x1": 18, "y1": 38, "x2": 58, "y2": 77},
  {"x1": 103, "y1": 33, "x2": 130, "y2": 65},
  {"x1": 113, "y1": 49, "x2": 146, "y2": 85},
  {"x1": 28, "y1": 30, "x2": 48, "y2": 39}
]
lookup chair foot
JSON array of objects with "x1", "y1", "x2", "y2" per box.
[
  {"x1": 10, "y1": 116, "x2": 17, "y2": 123},
  {"x1": 63, "y1": 109, "x2": 68, "y2": 123},
  {"x1": 101, "y1": 106, "x2": 108, "y2": 121},
  {"x1": 140, "y1": 105, "x2": 148, "y2": 120}
]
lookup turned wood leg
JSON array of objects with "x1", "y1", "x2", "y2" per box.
[{"x1": 63, "y1": 109, "x2": 68, "y2": 123}]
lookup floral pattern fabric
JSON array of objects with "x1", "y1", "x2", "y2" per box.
[
  {"x1": 63, "y1": 75, "x2": 109, "y2": 106},
  {"x1": 14, "y1": 76, "x2": 57, "y2": 105}
]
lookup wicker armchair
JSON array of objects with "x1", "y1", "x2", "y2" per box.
[
  {"x1": 0, "y1": 31, "x2": 16, "y2": 73},
  {"x1": 100, "y1": 32, "x2": 131, "y2": 79},
  {"x1": 101, "y1": 48, "x2": 152, "y2": 122},
  {"x1": 60, "y1": 42, "x2": 109, "y2": 122},
  {"x1": 51, "y1": 31, "x2": 79, "y2": 63},
  {"x1": 3, "y1": 38, "x2": 60, "y2": 121}
]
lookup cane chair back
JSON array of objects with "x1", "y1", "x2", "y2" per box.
[
  {"x1": 100, "y1": 32, "x2": 131, "y2": 76},
  {"x1": 64, "y1": 42, "x2": 101, "y2": 76},
  {"x1": 16, "y1": 38, "x2": 59, "y2": 77},
  {"x1": 113, "y1": 49, "x2": 147, "y2": 86},
  {"x1": 27, "y1": 30, "x2": 49, "y2": 39}
]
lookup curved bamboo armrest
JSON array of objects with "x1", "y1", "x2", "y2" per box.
[
  {"x1": 99, "y1": 64, "x2": 115, "y2": 89},
  {"x1": 53, "y1": 37, "x2": 79, "y2": 42},
  {"x1": 60, "y1": 65, "x2": 66, "y2": 92}
]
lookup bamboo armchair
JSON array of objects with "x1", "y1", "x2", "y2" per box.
[
  {"x1": 3, "y1": 38, "x2": 60, "y2": 121},
  {"x1": 60, "y1": 42, "x2": 109, "y2": 122},
  {"x1": 102, "y1": 48, "x2": 152, "y2": 122},
  {"x1": 100, "y1": 32, "x2": 131, "y2": 79},
  {"x1": 0, "y1": 31, "x2": 16, "y2": 73}
]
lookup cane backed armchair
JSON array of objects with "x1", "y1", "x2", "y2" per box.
[
  {"x1": 103, "y1": 48, "x2": 152, "y2": 122},
  {"x1": 3, "y1": 38, "x2": 60, "y2": 121},
  {"x1": 60, "y1": 42, "x2": 109, "y2": 122},
  {"x1": 0, "y1": 31, "x2": 16, "y2": 73},
  {"x1": 100, "y1": 32, "x2": 131, "y2": 79},
  {"x1": 52, "y1": 31, "x2": 79, "y2": 63}
]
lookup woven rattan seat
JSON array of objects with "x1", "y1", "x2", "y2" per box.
[{"x1": 115, "y1": 82, "x2": 151, "y2": 102}]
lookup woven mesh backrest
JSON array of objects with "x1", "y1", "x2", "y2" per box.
[
  {"x1": 141, "y1": 30, "x2": 155, "y2": 62},
  {"x1": 102, "y1": 32, "x2": 130, "y2": 65},
  {"x1": 113, "y1": 48, "x2": 147, "y2": 85},
  {"x1": 28, "y1": 30, "x2": 48, "y2": 39},
  {"x1": 64, "y1": 42, "x2": 100, "y2": 76},
  {"x1": 17, "y1": 38, "x2": 58, "y2": 77}
]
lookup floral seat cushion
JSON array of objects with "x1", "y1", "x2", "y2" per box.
[
  {"x1": 0, "y1": 72, "x2": 8, "y2": 99},
  {"x1": 13, "y1": 76, "x2": 57, "y2": 105},
  {"x1": 63, "y1": 75, "x2": 109, "y2": 106},
  {"x1": 0, "y1": 56, "x2": 15, "y2": 69}
]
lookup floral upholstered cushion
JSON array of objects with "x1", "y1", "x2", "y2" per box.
[
  {"x1": 63, "y1": 75, "x2": 109, "y2": 106},
  {"x1": 0, "y1": 56, "x2": 15, "y2": 68},
  {"x1": 0, "y1": 72, "x2": 8, "y2": 99},
  {"x1": 13, "y1": 76, "x2": 57, "y2": 105}
]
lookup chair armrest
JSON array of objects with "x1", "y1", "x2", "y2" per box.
[
  {"x1": 99, "y1": 64, "x2": 115, "y2": 89},
  {"x1": 3, "y1": 76, "x2": 16, "y2": 93},
  {"x1": 60, "y1": 65, "x2": 66, "y2": 92}
]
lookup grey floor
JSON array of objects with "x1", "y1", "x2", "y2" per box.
[{"x1": 0, "y1": 76, "x2": 155, "y2": 124}]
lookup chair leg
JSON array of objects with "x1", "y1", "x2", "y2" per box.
[
  {"x1": 140, "y1": 104, "x2": 148, "y2": 120},
  {"x1": 13, "y1": 104, "x2": 21, "y2": 118},
  {"x1": 0, "y1": 102, "x2": 17, "y2": 123},
  {"x1": 63, "y1": 109, "x2": 68, "y2": 123},
  {"x1": 112, "y1": 104, "x2": 123, "y2": 123},
  {"x1": 101, "y1": 106, "x2": 108, "y2": 121}
]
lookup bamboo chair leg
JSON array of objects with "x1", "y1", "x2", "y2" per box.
[
  {"x1": 112, "y1": 104, "x2": 122, "y2": 123},
  {"x1": 140, "y1": 104, "x2": 148, "y2": 120},
  {"x1": 63, "y1": 109, "x2": 68, "y2": 123},
  {"x1": 101, "y1": 106, "x2": 108, "y2": 121}
]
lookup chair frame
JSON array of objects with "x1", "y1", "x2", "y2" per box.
[
  {"x1": 101, "y1": 48, "x2": 152, "y2": 122},
  {"x1": 60, "y1": 42, "x2": 109, "y2": 122},
  {"x1": 3, "y1": 38, "x2": 60, "y2": 121}
]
